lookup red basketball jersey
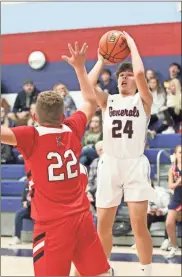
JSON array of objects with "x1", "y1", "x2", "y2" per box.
[{"x1": 11, "y1": 111, "x2": 90, "y2": 222}]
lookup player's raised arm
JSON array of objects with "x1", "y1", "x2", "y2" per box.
[
  {"x1": 62, "y1": 42, "x2": 97, "y2": 123},
  {"x1": 1, "y1": 126, "x2": 17, "y2": 145},
  {"x1": 122, "y1": 31, "x2": 153, "y2": 116},
  {"x1": 88, "y1": 51, "x2": 113, "y2": 111}
]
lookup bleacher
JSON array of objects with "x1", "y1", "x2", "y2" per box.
[
  {"x1": 1, "y1": 134, "x2": 181, "y2": 245},
  {"x1": 1, "y1": 164, "x2": 33, "y2": 241}
]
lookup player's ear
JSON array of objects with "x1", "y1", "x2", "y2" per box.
[
  {"x1": 60, "y1": 114, "x2": 65, "y2": 123},
  {"x1": 33, "y1": 113, "x2": 38, "y2": 122}
]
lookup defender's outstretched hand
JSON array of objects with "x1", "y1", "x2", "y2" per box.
[{"x1": 62, "y1": 42, "x2": 88, "y2": 69}]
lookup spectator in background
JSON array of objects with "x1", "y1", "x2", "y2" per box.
[
  {"x1": 27, "y1": 102, "x2": 38, "y2": 127},
  {"x1": 1, "y1": 143, "x2": 13, "y2": 164},
  {"x1": 53, "y1": 83, "x2": 76, "y2": 117},
  {"x1": 100, "y1": 68, "x2": 118, "y2": 95},
  {"x1": 1, "y1": 106, "x2": 15, "y2": 164},
  {"x1": 1, "y1": 98, "x2": 11, "y2": 115},
  {"x1": 166, "y1": 145, "x2": 182, "y2": 259},
  {"x1": 1, "y1": 106, "x2": 15, "y2": 128},
  {"x1": 80, "y1": 115, "x2": 102, "y2": 166},
  {"x1": 149, "y1": 78, "x2": 182, "y2": 136},
  {"x1": 8, "y1": 80, "x2": 39, "y2": 125},
  {"x1": 164, "y1": 63, "x2": 182, "y2": 90},
  {"x1": 148, "y1": 77, "x2": 166, "y2": 129},
  {"x1": 132, "y1": 182, "x2": 171, "y2": 250},
  {"x1": 9, "y1": 183, "x2": 31, "y2": 245},
  {"x1": 145, "y1": 69, "x2": 156, "y2": 83},
  {"x1": 87, "y1": 141, "x2": 103, "y2": 210},
  {"x1": 169, "y1": 63, "x2": 181, "y2": 82}
]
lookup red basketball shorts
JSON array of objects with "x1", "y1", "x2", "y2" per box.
[{"x1": 33, "y1": 211, "x2": 110, "y2": 276}]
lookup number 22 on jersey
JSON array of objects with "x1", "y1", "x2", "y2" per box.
[{"x1": 47, "y1": 149, "x2": 78, "y2": 181}]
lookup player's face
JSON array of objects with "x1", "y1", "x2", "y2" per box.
[{"x1": 117, "y1": 71, "x2": 137, "y2": 95}]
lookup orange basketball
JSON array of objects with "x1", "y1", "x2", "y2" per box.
[{"x1": 99, "y1": 30, "x2": 130, "y2": 63}]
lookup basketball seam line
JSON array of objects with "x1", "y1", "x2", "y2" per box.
[
  {"x1": 108, "y1": 33, "x2": 122, "y2": 61},
  {"x1": 113, "y1": 45, "x2": 130, "y2": 58},
  {"x1": 106, "y1": 32, "x2": 110, "y2": 54},
  {"x1": 99, "y1": 45, "x2": 108, "y2": 55}
]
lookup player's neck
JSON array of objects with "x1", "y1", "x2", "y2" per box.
[{"x1": 120, "y1": 92, "x2": 132, "y2": 98}]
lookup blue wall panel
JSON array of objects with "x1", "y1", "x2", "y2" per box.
[{"x1": 2, "y1": 55, "x2": 181, "y2": 93}]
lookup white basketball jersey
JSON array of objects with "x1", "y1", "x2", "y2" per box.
[{"x1": 102, "y1": 93, "x2": 149, "y2": 159}]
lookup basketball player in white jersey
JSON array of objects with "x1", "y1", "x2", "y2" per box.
[{"x1": 88, "y1": 31, "x2": 156, "y2": 276}]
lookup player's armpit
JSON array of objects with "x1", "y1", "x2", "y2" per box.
[
  {"x1": 64, "y1": 110, "x2": 88, "y2": 141},
  {"x1": 94, "y1": 85, "x2": 108, "y2": 112},
  {"x1": 1, "y1": 126, "x2": 17, "y2": 146}
]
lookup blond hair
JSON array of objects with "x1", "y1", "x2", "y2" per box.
[
  {"x1": 53, "y1": 83, "x2": 69, "y2": 96},
  {"x1": 95, "y1": 140, "x2": 103, "y2": 151},
  {"x1": 36, "y1": 91, "x2": 64, "y2": 125},
  {"x1": 170, "y1": 78, "x2": 182, "y2": 115}
]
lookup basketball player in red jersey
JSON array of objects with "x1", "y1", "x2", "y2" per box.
[
  {"x1": 88, "y1": 32, "x2": 155, "y2": 276},
  {"x1": 1, "y1": 42, "x2": 111, "y2": 276}
]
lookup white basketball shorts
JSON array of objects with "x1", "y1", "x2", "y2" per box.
[{"x1": 96, "y1": 153, "x2": 156, "y2": 208}]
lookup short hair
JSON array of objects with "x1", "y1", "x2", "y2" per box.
[
  {"x1": 115, "y1": 62, "x2": 133, "y2": 79},
  {"x1": 170, "y1": 63, "x2": 181, "y2": 71},
  {"x1": 36, "y1": 91, "x2": 64, "y2": 125},
  {"x1": 23, "y1": 79, "x2": 34, "y2": 86},
  {"x1": 101, "y1": 68, "x2": 112, "y2": 76}
]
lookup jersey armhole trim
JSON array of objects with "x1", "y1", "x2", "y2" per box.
[
  {"x1": 102, "y1": 94, "x2": 111, "y2": 121},
  {"x1": 138, "y1": 94, "x2": 150, "y2": 121},
  {"x1": 27, "y1": 127, "x2": 37, "y2": 160}
]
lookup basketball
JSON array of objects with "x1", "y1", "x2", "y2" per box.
[{"x1": 99, "y1": 30, "x2": 130, "y2": 63}]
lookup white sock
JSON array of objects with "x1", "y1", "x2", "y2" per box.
[{"x1": 140, "y1": 263, "x2": 152, "y2": 276}]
